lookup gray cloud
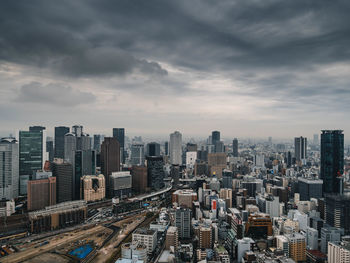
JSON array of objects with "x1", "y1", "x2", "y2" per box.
[{"x1": 15, "y1": 82, "x2": 96, "y2": 106}]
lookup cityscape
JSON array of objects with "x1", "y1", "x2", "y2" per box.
[{"x1": 1, "y1": 1, "x2": 350, "y2": 263}]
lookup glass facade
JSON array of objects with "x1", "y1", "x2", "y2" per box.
[{"x1": 320, "y1": 130, "x2": 344, "y2": 194}]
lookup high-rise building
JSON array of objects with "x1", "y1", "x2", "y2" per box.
[
  {"x1": 64, "y1": 126, "x2": 91, "y2": 164},
  {"x1": 286, "y1": 233, "x2": 306, "y2": 262},
  {"x1": 313, "y1": 134, "x2": 319, "y2": 145},
  {"x1": 232, "y1": 138, "x2": 238, "y2": 157},
  {"x1": 0, "y1": 138, "x2": 19, "y2": 200},
  {"x1": 325, "y1": 194, "x2": 350, "y2": 234},
  {"x1": 212, "y1": 131, "x2": 220, "y2": 147},
  {"x1": 46, "y1": 139, "x2": 54, "y2": 162},
  {"x1": 113, "y1": 128, "x2": 125, "y2": 163},
  {"x1": 175, "y1": 207, "x2": 191, "y2": 239},
  {"x1": 51, "y1": 159, "x2": 73, "y2": 203},
  {"x1": 199, "y1": 226, "x2": 212, "y2": 249},
  {"x1": 146, "y1": 142, "x2": 160, "y2": 157},
  {"x1": 146, "y1": 156, "x2": 165, "y2": 190},
  {"x1": 294, "y1": 136, "x2": 307, "y2": 161},
  {"x1": 109, "y1": 171, "x2": 132, "y2": 198},
  {"x1": 73, "y1": 150, "x2": 95, "y2": 200},
  {"x1": 93, "y1": 134, "x2": 103, "y2": 153},
  {"x1": 321, "y1": 130, "x2": 344, "y2": 194},
  {"x1": 80, "y1": 174, "x2": 105, "y2": 202},
  {"x1": 101, "y1": 137, "x2": 120, "y2": 196},
  {"x1": 166, "y1": 226, "x2": 179, "y2": 250},
  {"x1": 19, "y1": 127, "x2": 47, "y2": 195},
  {"x1": 169, "y1": 131, "x2": 182, "y2": 165},
  {"x1": 328, "y1": 241, "x2": 350, "y2": 263},
  {"x1": 298, "y1": 177, "x2": 323, "y2": 201},
  {"x1": 164, "y1": 141, "x2": 169, "y2": 156},
  {"x1": 321, "y1": 226, "x2": 344, "y2": 253},
  {"x1": 27, "y1": 176, "x2": 56, "y2": 211},
  {"x1": 54, "y1": 126, "x2": 69, "y2": 159},
  {"x1": 131, "y1": 166, "x2": 147, "y2": 194},
  {"x1": 131, "y1": 143, "x2": 145, "y2": 165}
]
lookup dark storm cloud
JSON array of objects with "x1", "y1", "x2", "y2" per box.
[
  {"x1": 15, "y1": 82, "x2": 96, "y2": 106},
  {"x1": 1, "y1": 0, "x2": 350, "y2": 95}
]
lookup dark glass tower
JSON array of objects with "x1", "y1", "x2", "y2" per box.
[
  {"x1": 212, "y1": 131, "x2": 220, "y2": 146},
  {"x1": 146, "y1": 142, "x2": 160, "y2": 157},
  {"x1": 294, "y1": 136, "x2": 307, "y2": 161},
  {"x1": 54, "y1": 126, "x2": 69, "y2": 159},
  {"x1": 320, "y1": 130, "x2": 344, "y2": 194},
  {"x1": 232, "y1": 138, "x2": 238, "y2": 157},
  {"x1": 73, "y1": 149, "x2": 95, "y2": 200},
  {"x1": 113, "y1": 128, "x2": 125, "y2": 163},
  {"x1": 146, "y1": 156, "x2": 165, "y2": 190}
]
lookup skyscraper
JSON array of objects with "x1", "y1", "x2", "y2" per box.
[
  {"x1": 313, "y1": 134, "x2": 319, "y2": 145},
  {"x1": 164, "y1": 141, "x2": 169, "y2": 156},
  {"x1": 212, "y1": 131, "x2": 220, "y2": 146},
  {"x1": 146, "y1": 142, "x2": 160, "y2": 157},
  {"x1": 19, "y1": 127, "x2": 47, "y2": 195},
  {"x1": 113, "y1": 128, "x2": 125, "y2": 163},
  {"x1": 175, "y1": 207, "x2": 192, "y2": 239},
  {"x1": 131, "y1": 143, "x2": 145, "y2": 165},
  {"x1": 101, "y1": 137, "x2": 120, "y2": 196},
  {"x1": 294, "y1": 136, "x2": 307, "y2": 161},
  {"x1": 54, "y1": 126, "x2": 69, "y2": 159},
  {"x1": 232, "y1": 138, "x2": 238, "y2": 157},
  {"x1": 146, "y1": 156, "x2": 165, "y2": 190},
  {"x1": 51, "y1": 159, "x2": 73, "y2": 203},
  {"x1": 321, "y1": 130, "x2": 344, "y2": 194},
  {"x1": 27, "y1": 176, "x2": 56, "y2": 211},
  {"x1": 73, "y1": 149, "x2": 95, "y2": 200},
  {"x1": 93, "y1": 134, "x2": 103, "y2": 153},
  {"x1": 64, "y1": 125, "x2": 91, "y2": 164},
  {"x1": 46, "y1": 139, "x2": 54, "y2": 162},
  {"x1": 170, "y1": 131, "x2": 182, "y2": 165},
  {"x1": 325, "y1": 194, "x2": 350, "y2": 234},
  {"x1": 0, "y1": 138, "x2": 19, "y2": 200}
]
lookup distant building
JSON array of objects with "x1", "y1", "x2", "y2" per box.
[
  {"x1": 146, "y1": 142, "x2": 160, "y2": 157},
  {"x1": 169, "y1": 131, "x2": 182, "y2": 165},
  {"x1": 321, "y1": 130, "x2": 344, "y2": 194},
  {"x1": 131, "y1": 166, "x2": 147, "y2": 194},
  {"x1": 298, "y1": 177, "x2": 323, "y2": 201},
  {"x1": 51, "y1": 159, "x2": 73, "y2": 203},
  {"x1": 146, "y1": 156, "x2": 165, "y2": 190},
  {"x1": 80, "y1": 174, "x2": 105, "y2": 202},
  {"x1": 325, "y1": 194, "x2": 350, "y2": 234},
  {"x1": 0, "y1": 137, "x2": 19, "y2": 200},
  {"x1": 110, "y1": 171, "x2": 132, "y2": 198},
  {"x1": 19, "y1": 127, "x2": 47, "y2": 195},
  {"x1": 113, "y1": 128, "x2": 125, "y2": 163},
  {"x1": 46, "y1": 139, "x2": 54, "y2": 162},
  {"x1": 232, "y1": 138, "x2": 238, "y2": 157},
  {"x1": 101, "y1": 137, "x2": 120, "y2": 196},
  {"x1": 294, "y1": 136, "x2": 307, "y2": 162},
  {"x1": 211, "y1": 131, "x2": 220, "y2": 151},
  {"x1": 131, "y1": 143, "x2": 145, "y2": 166},
  {"x1": 54, "y1": 126, "x2": 70, "y2": 159},
  {"x1": 27, "y1": 176, "x2": 56, "y2": 211}
]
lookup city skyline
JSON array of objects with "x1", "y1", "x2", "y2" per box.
[{"x1": 1, "y1": 1, "x2": 350, "y2": 137}]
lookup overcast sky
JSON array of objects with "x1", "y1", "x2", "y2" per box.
[{"x1": 1, "y1": 0, "x2": 350, "y2": 140}]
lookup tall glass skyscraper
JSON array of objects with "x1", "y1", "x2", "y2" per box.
[
  {"x1": 321, "y1": 130, "x2": 344, "y2": 194},
  {"x1": 0, "y1": 138, "x2": 19, "y2": 199},
  {"x1": 19, "y1": 128, "x2": 47, "y2": 195},
  {"x1": 54, "y1": 126, "x2": 69, "y2": 159},
  {"x1": 294, "y1": 136, "x2": 307, "y2": 161},
  {"x1": 170, "y1": 131, "x2": 182, "y2": 165},
  {"x1": 113, "y1": 128, "x2": 125, "y2": 163}
]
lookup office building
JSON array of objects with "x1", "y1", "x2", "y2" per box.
[
  {"x1": 0, "y1": 137, "x2": 19, "y2": 200},
  {"x1": 172, "y1": 189, "x2": 197, "y2": 208},
  {"x1": 325, "y1": 194, "x2": 350, "y2": 234},
  {"x1": 232, "y1": 138, "x2": 238, "y2": 157},
  {"x1": 131, "y1": 143, "x2": 145, "y2": 166},
  {"x1": 146, "y1": 156, "x2": 165, "y2": 190},
  {"x1": 212, "y1": 131, "x2": 220, "y2": 148},
  {"x1": 169, "y1": 131, "x2": 182, "y2": 165},
  {"x1": 27, "y1": 176, "x2": 56, "y2": 211},
  {"x1": 321, "y1": 226, "x2": 344, "y2": 253},
  {"x1": 175, "y1": 207, "x2": 191, "y2": 239},
  {"x1": 164, "y1": 141, "x2": 169, "y2": 156},
  {"x1": 64, "y1": 125, "x2": 91, "y2": 164},
  {"x1": 51, "y1": 159, "x2": 73, "y2": 203},
  {"x1": 146, "y1": 142, "x2": 160, "y2": 157},
  {"x1": 199, "y1": 226, "x2": 212, "y2": 249},
  {"x1": 295, "y1": 136, "x2": 307, "y2": 161},
  {"x1": 54, "y1": 126, "x2": 69, "y2": 158},
  {"x1": 73, "y1": 150, "x2": 95, "y2": 200},
  {"x1": 298, "y1": 177, "x2": 323, "y2": 201},
  {"x1": 110, "y1": 171, "x2": 132, "y2": 198},
  {"x1": 46, "y1": 139, "x2": 54, "y2": 162},
  {"x1": 19, "y1": 127, "x2": 47, "y2": 195},
  {"x1": 132, "y1": 228, "x2": 157, "y2": 254},
  {"x1": 101, "y1": 137, "x2": 120, "y2": 196},
  {"x1": 80, "y1": 174, "x2": 105, "y2": 202},
  {"x1": 93, "y1": 134, "x2": 103, "y2": 153},
  {"x1": 328, "y1": 241, "x2": 350, "y2": 263},
  {"x1": 237, "y1": 238, "x2": 254, "y2": 263},
  {"x1": 286, "y1": 233, "x2": 306, "y2": 262},
  {"x1": 276, "y1": 235, "x2": 290, "y2": 257},
  {"x1": 186, "y1": 151, "x2": 197, "y2": 169},
  {"x1": 306, "y1": 227, "x2": 319, "y2": 250},
  {"x1": 321, "y1": 130, "x2": 344, "y2": 194},
  {"x1": 166, "y1": 226, "x2": 179, "y2": 250},
  {"x1": 215, "y1": 141, "x2": 224, "y2": 153},
  {"x1": 131, "y1": 166, "x2": 147, "y2": 194},
  {"x1": 113, "y1": 128, "x2": 125, "y2": 163}
]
